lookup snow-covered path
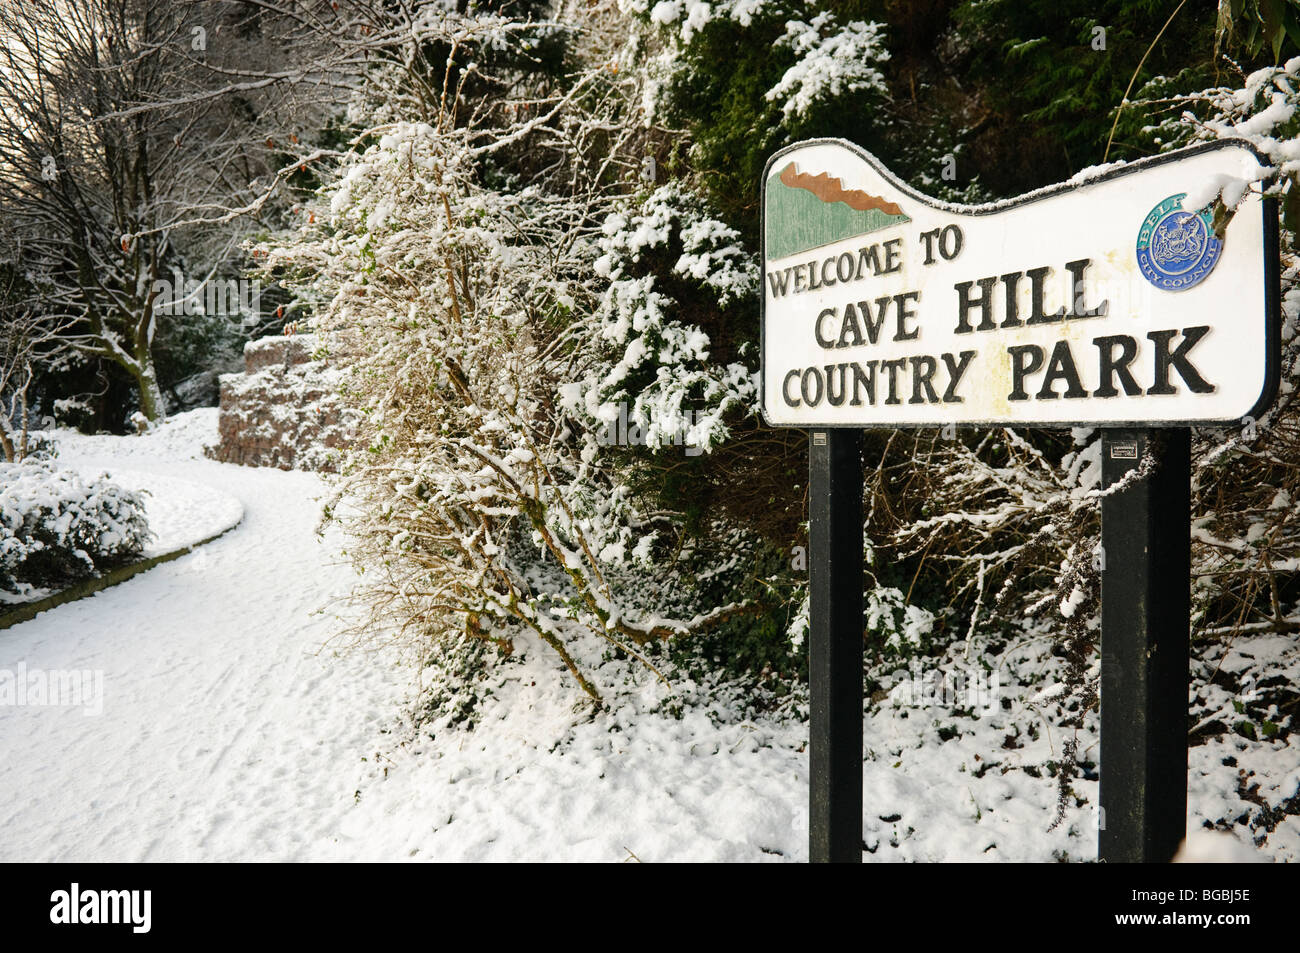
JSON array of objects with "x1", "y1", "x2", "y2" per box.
[
  {"x1": 3, "y1": 412, "x2": 1291, "y2": 862},
  {"x1": 0, "y1": 413, "x2": 409, "y2": 861}
]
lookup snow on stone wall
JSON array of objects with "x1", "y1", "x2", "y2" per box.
[{"x1": 207, "y1": 334, "x2": 359, "y2": 473}]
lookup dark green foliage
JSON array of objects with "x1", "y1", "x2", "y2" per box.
[
  {"x1": 632, "y1": 0, "x2": 1300, "y2": 684},
  {"x1": 659, "y1": 1, "x2": 904, "y2": 238},
  {"x1": 1217, "y1": 0, "x2": 1300, "y2": 63},
  {"x1": 151, "y1": 307, "x2": 243, "y2": 392},
  {"x1": 652, "y1": 534, "x2": 807, "y2": 684},
  {"x1": 662, "y1": 1, "x2": 1294, "y2": 222},
  {"x1": 952, "y1": 0, "x2": 1221, "y2": 190}
]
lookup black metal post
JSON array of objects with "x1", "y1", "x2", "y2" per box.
[
  {"x1": 808, "y1": 428, "x2": 863, "y2": 863},
  {"x1": 1099, "y1": 427, "x2": 1191, "y2": 863}
]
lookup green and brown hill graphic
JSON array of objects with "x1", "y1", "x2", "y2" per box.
[{"x1": 765, "y1": 163, "x2": 910, "y2": 260}]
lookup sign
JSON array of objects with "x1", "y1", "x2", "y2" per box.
[
  {"x1": 761, "y1": 139, "x2": 1279, "y2": 429},
  {"x1": 775, "y1": 139, "x2": 1286, "y2": 863}
]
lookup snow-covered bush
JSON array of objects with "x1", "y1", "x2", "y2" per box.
[
  {"x1": 785, "y1": 583, "x2": 939, "y2": 662},
  {"x1": 764, "y1": 14, "x2": 889, "y2": 122},
  {"x1": 0, "y1": 461, "x2": 151, "y2": 600},
  {"x1": 268, "y1": 8, "x2": 764, "y2": 703},
  {"x1": 567, "y1": 183, "x2": 758, "y2": 461},
  {"x1": 53, "y1": 398, "x2": 94, "y2": 431},
  {"x1": 1139, "y1": 56, "x2": 1300, "y2": 231},
  {"x1": 2, "y1": 430, "x2": 57, "y2": 462},
  {"x1": 879, "y1": 429, "x2": 1104, "y2": 626},
  {"x1": 634, "y1": 0, "x2": 889, "y2": 123}
]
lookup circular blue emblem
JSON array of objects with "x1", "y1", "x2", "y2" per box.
[{"x1": 1135, "y1": 193, "x2": 1223, "y2": 291}]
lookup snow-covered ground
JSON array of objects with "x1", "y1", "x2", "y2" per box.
[
  {"x1": 90, "y1": 468, "x2": 244, "y2": 559},
  {"x1": 0, "y1": 410, "x2": 1295, "y2": 861},
  {"x1": 0, "y1": 411, "x2": 409, "y2": 861}
]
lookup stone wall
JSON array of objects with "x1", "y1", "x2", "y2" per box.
[{"x1": 206, "y1": 334, "x2": 359, "y2": 472}]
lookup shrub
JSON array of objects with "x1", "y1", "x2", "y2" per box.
[
  {"x1": 0, "y1": 461, "x2": 151, "y2": 600},
  {"x1": 266, "y1": 4, "x2": 784, "y2": 705},
  {"x1": 2, "y1": 430, "x2": 58, "y2": 461}
]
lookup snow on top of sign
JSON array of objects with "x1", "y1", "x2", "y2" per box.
[
  {"x1": 1065, "y1": 159, "x2": 1128, "y2": 185},
  {"x1": 1182, "y1": 168, "x2": 1266, "y2": 214},
  {"x1": 773, "y1": 138, "x2": 1269, "y2": 223}
]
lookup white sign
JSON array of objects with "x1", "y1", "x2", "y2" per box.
[{"x1": 760, "y1": 139, "x2": 1279, "y2": 428}]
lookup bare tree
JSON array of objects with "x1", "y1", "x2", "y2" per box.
[
  {"x1": 0, "y1": 0, "x2": 349, "y2": 421},
  {"x1": 0, "y1": 270, "x2": 66, "y2": 462}
]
